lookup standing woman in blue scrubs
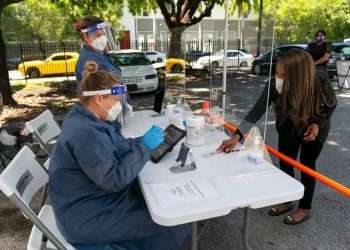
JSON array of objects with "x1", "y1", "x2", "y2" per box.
[
  {"x1": 73, "y1": 16, "x2": 132, "y2": 122},
  {"x1": 73, "y1": 16, "x2": 121, "y2": 86},
  {"x1": 49, "y1": 62, "x2": 189, "y2": 250}
]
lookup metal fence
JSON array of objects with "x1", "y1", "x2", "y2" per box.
[{"x1": 6, "y1": 39, "x2": 276, "y2": 79}]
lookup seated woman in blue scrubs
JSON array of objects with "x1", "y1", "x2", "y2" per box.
[{"x1": 49, "y1": 62, "x2": 189, "y2": 250}]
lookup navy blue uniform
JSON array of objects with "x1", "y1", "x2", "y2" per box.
[{"x1": 49, "y1": 104, "x2": 189, "y2": 250}]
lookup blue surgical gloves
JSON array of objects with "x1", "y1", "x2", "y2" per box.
[{"x1": 142, "y1": 125, "x2": 164, "y2": 150}]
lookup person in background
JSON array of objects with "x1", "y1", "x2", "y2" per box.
[
  {"x1": 73, "y1": 15, "x2": 120, "y2": 86},
  {"x1": 73, "y1": 15, "x2": 131, "y2": 124},
  {"x1": 49, "y1": 61, "x2": 189, "y2": 250},
  {"x1": 218, "y1": 49, "x2": 337, "y2": 225},
  {"x1": 307, "y1": 30, "x2": 332, "y2": 73}
]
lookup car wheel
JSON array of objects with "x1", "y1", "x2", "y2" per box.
[
  {"x1": 211, "y1": 61, "x2": 219, "y2": 69},
  {"x1": 171, "y1": 64, "x2": 183, "y2": 73},
  {"x1": 240, "y1": 61, "x2": 248, "y2": 67},
  {"x1": 253, "y1": 65, "x2": 260, "y2": 75},
  {"x1": 26, "y1": 68, "x2": 40, "y2": 78}
]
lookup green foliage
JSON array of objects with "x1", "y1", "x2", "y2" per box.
[
  {"x1": 3, "y1": 0, "x2": 74, "y2": 41},
  {"x1": 264, "y1": 0, "x2": 350, "y2": 43},
  {"x1": 126, "y1": 0, "x2": 157, "y2": 16},
  {"x1": 49, "y1": 0, "x2": 125, "y2": 38},
  {"x1": 230, "y1": 0, "x2": 259, "y2": 16},
  {"x1": 2, "y1": 0, "x2": 261, "y2": 42},
  {"x1": 2, "y1": 0, "x2": 124, "y2": 41}
]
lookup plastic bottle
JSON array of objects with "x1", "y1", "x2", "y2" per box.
[
  {"x1": 173, "y1": 98, "x2": 185, "y2": 129},
  {"x1": 186, "y1": 116, "x2": 205, "y2": 146}
]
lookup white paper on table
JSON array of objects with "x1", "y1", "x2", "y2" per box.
[{"x1": 148, "y1": 177, "x2": 220, "y2": 208}]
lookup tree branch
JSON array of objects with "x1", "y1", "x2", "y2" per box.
[
  {"x1": 176, "y1": 0, "x2": 186, "y2": 22},
  {"x1": 186, "y1": 0, "x2": 202, "y2": 18},
  {"x1": 189, "y1": 1, "x2": 215, "y2": 26},
  {"x1": 156, "y1": 0, "x2": 173, "y2": 28}
]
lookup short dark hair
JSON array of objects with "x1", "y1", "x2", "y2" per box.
[
  {"x1": 315, "y1": 30, "x2": 326, "y2": 37},
  {"x1": 72, "y1": 15, "x2": 104, "y2": 32}
]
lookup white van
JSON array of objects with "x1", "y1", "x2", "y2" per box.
[{"x1": 109, "y1": 49, "x2": 158, "y2": 93}]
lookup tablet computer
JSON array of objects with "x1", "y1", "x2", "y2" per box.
[{"x1": 150, "y1": 124, "x2": 186, "y2": 163}]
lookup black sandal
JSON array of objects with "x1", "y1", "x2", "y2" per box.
[
  {"x1": 268, "y1": 203, "x2": 293, "y2": 216},
  {"x1": 283, "y1": 214, "x2": 310, "y2": 225}
]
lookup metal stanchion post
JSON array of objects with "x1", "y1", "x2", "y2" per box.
[
  {"x1": 243, "y1": 207, "x2": 253, "y2": 250},
  {"x1": 191, "y1": 222, "x2": 198, "y2": 250}
]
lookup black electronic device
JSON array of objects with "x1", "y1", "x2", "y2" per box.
[
  {"x1": 150, "y1": 124, "x2": 186, "y2": 163},
  {"x1": 176, "y1": 143, "x2": 190, "y2": 167},
  {"x1": 152, "y1": 87, "x2": 165, "y2": 113}
]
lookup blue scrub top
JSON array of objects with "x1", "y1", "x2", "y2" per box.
[
  {"x1": 76, "y1": 45, "x2": 121, "y2": 86},
  {"x1": 49, "y1": 104, "x2": 189, "y2": 249}
]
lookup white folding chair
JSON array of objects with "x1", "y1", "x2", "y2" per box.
[
  {"x1": 0, "y1": 146, "x2": 75, "y2": 250},
  {"x1": 25, "y1": 110, "x2": 61, "y2": 156},
  {"x1": 336, "y1": 60, "x2": 350, "y2": 89}
]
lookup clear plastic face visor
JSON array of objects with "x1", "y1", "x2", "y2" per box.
[
  {"x1": 82, "y1": 85, "x2": 127, "y2": 97},
  {"x1": 81, "y1": 21, "x2": 117, "y2": 51}
]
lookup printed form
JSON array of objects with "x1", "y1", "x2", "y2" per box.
[{"x1": 149, "y1": 177, "x2": 220, "y2": 208}]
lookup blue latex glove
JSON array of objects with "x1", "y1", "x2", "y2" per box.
[{"x1": 142, "y1": 125, "x2": 164, "y2": 150}]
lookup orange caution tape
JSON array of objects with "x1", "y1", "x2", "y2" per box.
[{"x1": 223, "y1": 122, "x2": 350, "y2": 198}]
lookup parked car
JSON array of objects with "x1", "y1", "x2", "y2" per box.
[
  {"x1": 165, "y1": 58, "x2": 186, "y2": 73},
  {"x1": 327, "y1": 42, "x2": 350, "y2": 78},
  {"x1": 186, "y1": 50, "x2": 211, "y2": 62},
  {"x1": 144, "y1": 51, "x2": 167, "y2": 64},
  {"x1": 144, "y1": 51, "x2": 166, "y2": 79},
  {"x1": 18, "y1": 52, "x2": 79, "y2": 78},
  {"x1": 195, "y1": 49, "x2": 254, "y2": 69},
  {"x1": 251, "y1": 44, "x2": 307, "y2": 75},
  {"x1": 109, "y1": 49, "x2": 158, "y2": 93},
  {"x1": 6, "y1": 57, "x2": 22, "y2": 70}
]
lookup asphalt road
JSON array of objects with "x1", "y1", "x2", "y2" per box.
[{"x1": 1, "y1": 72, "x2": 349, "y2": 249}]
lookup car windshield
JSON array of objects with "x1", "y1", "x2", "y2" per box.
[{"x1": 110, "y1": 53, "x2": 151, "y2": 66}]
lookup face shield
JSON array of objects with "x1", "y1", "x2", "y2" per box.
[
  {"x1": 82, "y1": 85, "x2": 127, "y2": 97},
  {"x1": 81, "y1": 21, "x2": 117, "y2": 52},
  {"x1": 82, "y1": 85, "x2": 128, "y2": 122}
]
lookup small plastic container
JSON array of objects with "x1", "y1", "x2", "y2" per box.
[{"x1": 186, "y1": 116, "x2": 205, "y2": 146}]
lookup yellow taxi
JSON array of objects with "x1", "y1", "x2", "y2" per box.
[
  {"x1": 18, "y1": 52, "x2": 79, "y2": 78},
  {"x1": 165, "y1": 58, "x2": 186, "y2": 73}
]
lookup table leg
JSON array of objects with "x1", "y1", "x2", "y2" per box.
[
  {"x1": 243, "y1": 207, "x2": 253, "y2": 250},
  {"x1": 191, "y1": 222, "x2": 198, "y2": 250}
]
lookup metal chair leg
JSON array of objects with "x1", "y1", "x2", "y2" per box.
[{"x1": 39, "y1": 184, "x2": 48, "y2": 208}]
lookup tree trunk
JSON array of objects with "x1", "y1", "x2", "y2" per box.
[
  {"x1": 256, "y1": 0, "x2": 263, "y2": 57},
  {"x1": 168, "y1": 27, "x2": 185, "y2": 59},
  {"x1": 0, "y1": 8, "x2": 17, "y2": 106}
]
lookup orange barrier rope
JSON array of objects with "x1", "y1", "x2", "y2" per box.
[{"x1": 223, "y1": 122, "x2": 350, "y2": 198}]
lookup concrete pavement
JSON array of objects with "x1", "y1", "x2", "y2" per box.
[{"x1": 0, "y1": 72, "x2": 349, "y2": 249}]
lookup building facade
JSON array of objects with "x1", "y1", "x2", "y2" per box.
[{"x1": 121, "y1": 5, "x2": 273, "y2": 50}]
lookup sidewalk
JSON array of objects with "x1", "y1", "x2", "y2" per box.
[{"x1": 0, "y1": 75, "x2": 349, "y2": 249}]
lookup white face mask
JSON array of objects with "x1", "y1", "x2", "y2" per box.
[
  {"x1": 91, "y1": 35, "x2": 108, "y2": 51},
  {"x1": 275, "y1": 76, "x2": 284, "y2": 94},
  {"x1": 104, "y1": 101, "x2": 123, "y2": 122}
]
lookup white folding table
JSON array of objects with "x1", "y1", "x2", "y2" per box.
[{"x1": 122, "y1": 110, "x2": 304, "y2": 250}]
